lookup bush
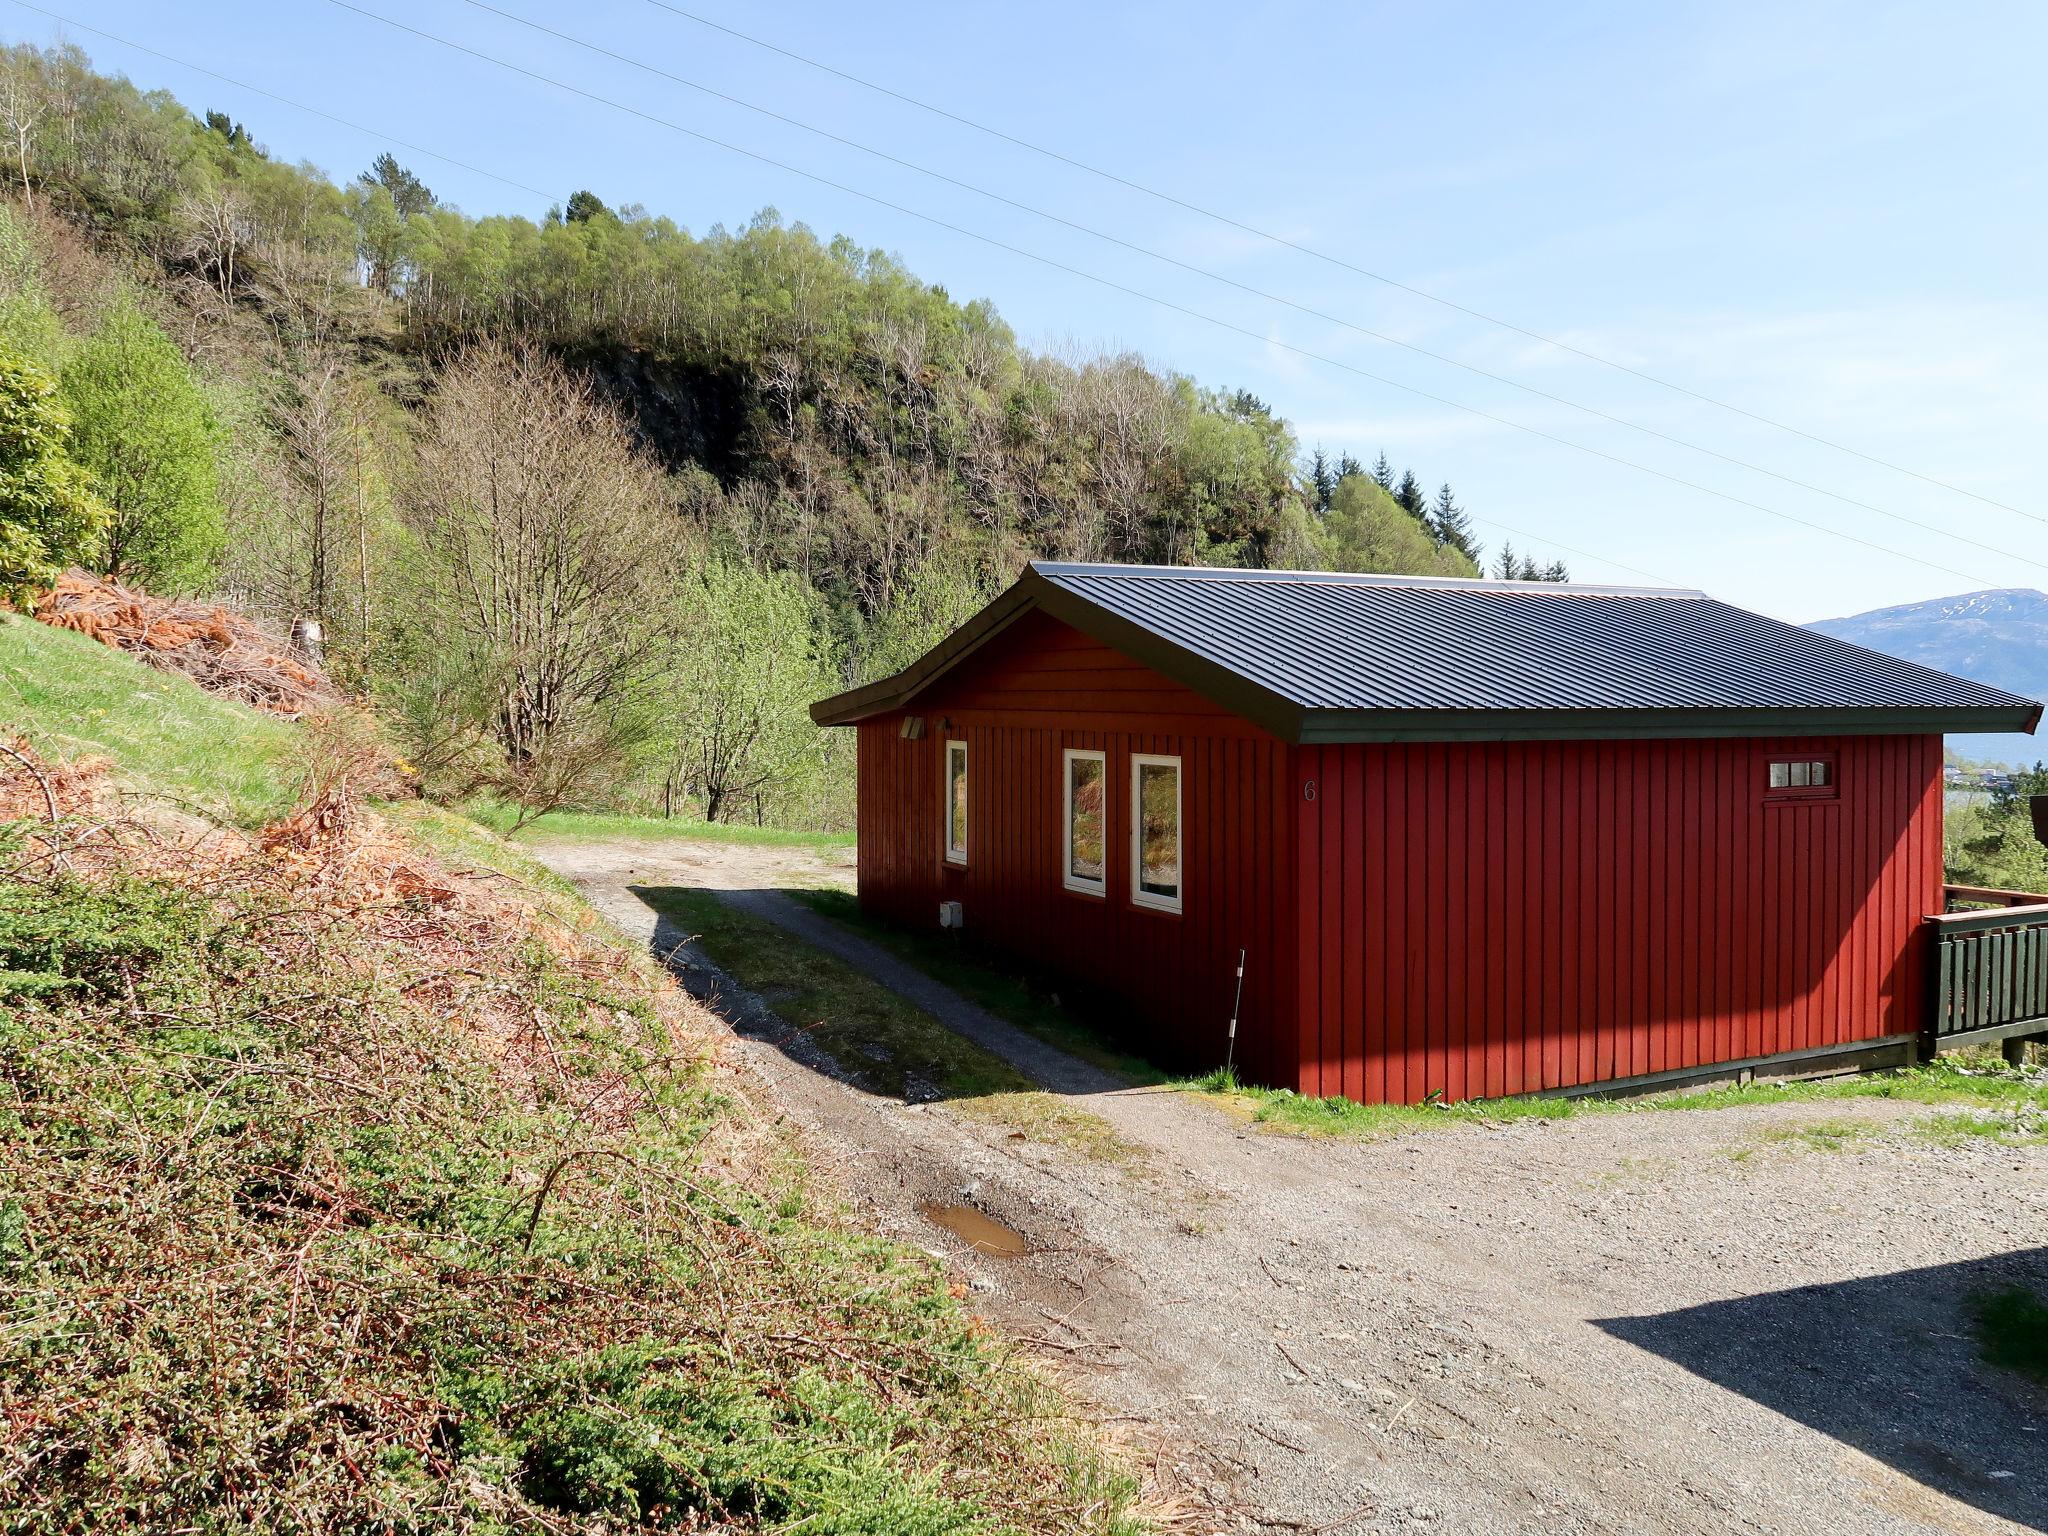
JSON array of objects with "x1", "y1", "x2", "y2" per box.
[
  {"x1": 59, "y1": 295, "x2": 224, "y2": 590},
  {"x1": 0, "y1": 347, "x2": 106, "y2": 606}
]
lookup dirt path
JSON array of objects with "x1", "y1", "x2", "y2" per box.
[{"x1": 535, "y1": 834, "x2": 2048, "y2": 1536}]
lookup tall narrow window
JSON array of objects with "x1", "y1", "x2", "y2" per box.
[
  {"x1": 1130, "y1": 753, "x2": 1182, "y2": 913},
  {"x1": 1063, "y1": 748, "x2": 1106, "y2": 894},
  {"x1": 944, "y1": 740, "x2": 968, "y2": 864}
]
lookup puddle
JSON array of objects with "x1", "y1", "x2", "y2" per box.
[{"x1": 917, "y1": 1201, "x2": 1027, "y2": 1258}]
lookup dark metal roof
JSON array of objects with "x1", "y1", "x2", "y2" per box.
[{"x1": 812, "y1": 562, "x2": 2043, "y2": 743}]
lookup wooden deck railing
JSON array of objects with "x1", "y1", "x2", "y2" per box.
[{"x1": 1926, "y1": 887, "x2": 2048, "y2": 1051}]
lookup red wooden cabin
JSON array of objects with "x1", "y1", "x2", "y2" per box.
[{"x1": 812, "y1": 563, "x2": 2040, "y2": 1103}]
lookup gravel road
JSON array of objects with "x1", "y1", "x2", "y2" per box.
[{"x1": 534, "y1": 834, "x2": 2048, "y2": 1536}]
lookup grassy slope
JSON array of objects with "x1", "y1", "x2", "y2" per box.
[
  {"x1": 0, "y1": 613, "x2": 299, "y2": 825},
  {"x1": 0, "y1": 628, "x2": 1144, "y2": 1533}
]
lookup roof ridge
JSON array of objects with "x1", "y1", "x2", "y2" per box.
[{"x1": 1029, "y1": 560, "x2": 1706, "y2": 600}]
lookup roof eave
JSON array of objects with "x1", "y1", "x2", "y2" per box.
[
  {"x1": 1296, "y1": 703, "x2": 2044, "y2": 744},
  {"x1": 809, "y1": 576, "x2": 1045, "y2": 726},
  {"x1": 810, "y1": 564, "x2": 1311, "y2": 739}
]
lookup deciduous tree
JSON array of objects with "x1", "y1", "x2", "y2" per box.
[
  {"x1": 60, "y1": 295, "x2": 223, "y2": 590},
  {"x1": 398, "y1": 343, "x2": 674, "y2": 813},
  {"x1": 0, "y1": 346, "x2": 107, "y2": 607},
  {"x1": 665, "y1": 555, "x2": 835, "y2": 823}
]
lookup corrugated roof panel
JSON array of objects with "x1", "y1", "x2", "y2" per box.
[
  {"x1": 810, "y1": 561, "x2": 2042, "y2": 738},
  {"x1": 1036, "y1": 564, "x2": 2037, "y2": 718}
]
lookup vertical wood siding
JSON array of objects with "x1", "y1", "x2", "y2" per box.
[
  {"x1": 1291, "y1": 733, "x2": 1943, "y2": 1101},
  {"x1": 854, "y1": 611, "x2": 1297, "y2": 1077}
]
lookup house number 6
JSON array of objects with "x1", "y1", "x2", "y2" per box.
[{"x1": 1302, "y1": 779, "x2": 1318, "y2": 802}]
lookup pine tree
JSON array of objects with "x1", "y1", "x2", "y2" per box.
[
  {"x1": 1429, "y1": 482, "x2": 1481, "y2": 563},
  {"x1": 360, "y1": 153, "x2": 434, "y2": 220},
  {"x1": 1336, "y1": 452, "x2": 1363, "y2": 481},
  {"x1": 1308, "y1": 446, "x2": 1336, "y2": 514},
  {"x1": 565, "y1": 189, "x2": 611, "y2": 224},
  {"x1": 1370, "y1": 452, "x2": 1394, "y2": 490},
  {"x1": 1393, "y1": 468, "x2": 1426, "y2": 519}
]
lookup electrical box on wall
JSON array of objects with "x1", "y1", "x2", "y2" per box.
[{"x1": 938, "y1": 900, "x2": 964, "y2": 930}]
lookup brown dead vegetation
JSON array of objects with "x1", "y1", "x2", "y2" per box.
[{"x1": 32, "y1": 567, "x2": 335, "y2": 716}]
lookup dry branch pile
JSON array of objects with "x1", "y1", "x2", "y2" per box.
[{"x1": 32, "y1": 569, "x2": 335, "y2": 716}]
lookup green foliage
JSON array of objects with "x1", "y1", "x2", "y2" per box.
[
  {"x1": 0, "y1": 348, "x2": 108, "y2": 606},
  {"x1": 1317, "y1": 470, "x2": 1475, "y2": 578},
  {"x1": 1946, "y1": 765, "x2": 2048, "y2": 893},
  {"x1": 0, "y1": 874, "x2": 224, "y2": 1004},
  {"x1": 1493, "y1": 541, "x2": 1570, "y2": 582},
  {"x1": 0, "y1": 36, "x2": 1541, "y2": 834},
  {"x1": 0, "y1": 206, "x2": 64, "y2": 369},
  {"x1": 59, "y1": 295, "x2": 224, "y2": 589},
  {"x1": 859, "y1": 551, "x2": 1002, "y2": 683},
  {"x1": 662, "y1": 555, "x2": 840, "y2": 824},
  {"x1": 1181, "y1": 1057, "x2": 2048, "y2": 1141}
]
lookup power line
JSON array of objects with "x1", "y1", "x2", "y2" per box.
[
  {"x1": 2, "y1": 0, "x2": 548, "y2": 197},
  {"x1": 321, "y1": 0, "x2": 2007, "y2": 591},
  {"x1": 638, "y1": 0, "x2": 2038, "y2": 527},
  {"x1": 449, "y1": 0, "x2": 2048, "y2": 577}
]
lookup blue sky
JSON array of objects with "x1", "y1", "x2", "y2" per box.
[{"x1": 10, "y1": 0, "x2": 2045, "y2": 622}]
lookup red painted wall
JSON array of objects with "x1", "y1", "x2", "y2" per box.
[
  {"x1": 854, "y1": 610, "x2": 1298, "y2": 1078},
  {"x1": 850, "y1": 613, "x2": 1945, "y2": 1103},
  {"x1": 1290, "y1": 734, "x2": 1942, "y2": 1101}
]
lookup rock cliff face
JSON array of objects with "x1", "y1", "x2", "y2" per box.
[
  {"x1": 567, "y1": 344, "x2": 756, "y2": 482},
  {"x1": 1810, "y1": 589, "x2": 2048, "y2": 764}
]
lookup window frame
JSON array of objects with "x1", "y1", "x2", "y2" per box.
[
  {"x1": 943, "y1": 739, "x2": 969, "y2": 865},
  {"x1": 1764, "y1": 751, "x2": 1839, "y2": 804},
  {"x1": 1061, "y1": 747, "x2": 1108, "y2": 896},
  {"x1": 1128, "y1": 752, "x2": 1184, "y2": 915}
]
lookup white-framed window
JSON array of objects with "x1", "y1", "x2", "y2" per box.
[
  {"x1": 1062, "y1": 748, "x2": 1107, "y2": 895},
  {"x1": 943, "y1": 739, "x2": 968, "y2": 865},
  {"x1": 1766, "y1": 754, "x2": 1837, "y2": 802},
  {"x1": 1129, "y1": 753, "x2": 1182, "y2": 914}
]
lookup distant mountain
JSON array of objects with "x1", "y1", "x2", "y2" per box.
[{"x1": 1809, "y1": 588, "x2": 2048, "y2": 765}]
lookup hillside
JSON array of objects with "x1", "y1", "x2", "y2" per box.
[
  {"x1": 0, "y1": 614, "x2": 1145, "y2": 1531},
  {"x1": 1810, "y1": 588, "x2": 2048, "y2": 764},
  {"x1": 0, "y1": 39, "x2": 1530, "y2": 835}
]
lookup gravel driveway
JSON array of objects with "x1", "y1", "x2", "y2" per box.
[{"x1": 534, "y1": 834, "x2": 2048, "y2": 1536}]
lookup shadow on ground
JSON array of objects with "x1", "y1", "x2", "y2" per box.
[
  {"x1": 1597, "y1": 1248, "x2": 2048, "y2": 1529},
  {"x1": 628, "y1": 881, "x2": 1138, "y2": 1107}
]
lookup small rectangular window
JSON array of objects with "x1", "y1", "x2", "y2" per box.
[
  {"x1": 944, "y1": 740, "x2": 968, "y2": 864},
  {"x1": 1766, "y1": 755, "x2": 1837, "y2": 802},
  {"x1": 1130, "y1": 753, "x2": 1182, "y2": 913},
  {"x1": 1063, "y1": 748, "x2": 1107, "y2": 894}
]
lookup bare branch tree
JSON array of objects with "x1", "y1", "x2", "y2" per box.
[{"x1": 400, "y1": 343, "x2": 675, "y2": 806}]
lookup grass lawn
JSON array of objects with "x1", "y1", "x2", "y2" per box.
[
  {"x1": 0, "y1": 613, "x2": 299, "y2": 826},
  {"x1": 465, "y1": 799, "x2": 854, "y2": 849},
  {"x1": 644, "y1": 885, "x2": 1144, "y2": 1165},
  {"x1": 1183, "y1": 1057, "x2": 2048, "y2": 1145}
]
